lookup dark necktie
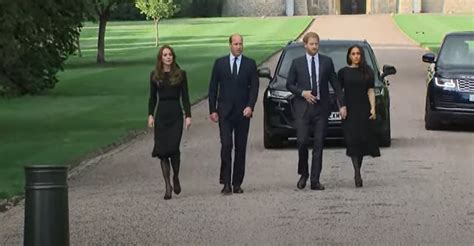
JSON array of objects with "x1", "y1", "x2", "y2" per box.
[
  {"x1": 232, "y1": 56, "x2": 238, "y2": 79},
  {"x1": 311, "y1": 56, "x2": 317, "y2": 97}
]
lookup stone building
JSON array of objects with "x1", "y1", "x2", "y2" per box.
[{"x1": 222, "y1": 0, "x2": 474, "y2": 16}]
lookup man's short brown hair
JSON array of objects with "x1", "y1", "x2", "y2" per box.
[
  {"x1": 303, "y1": 32, "x2": 320, "y2": 44},
  {"x1": 229, "y1": 34, "x2": 243, "y2": 44}
]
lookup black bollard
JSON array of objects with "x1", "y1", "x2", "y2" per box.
[{"x1": 24, "y1": 165, "x2": 69, "y2": 246}]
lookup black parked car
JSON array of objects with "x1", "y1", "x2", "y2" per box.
[
  {"x1": 258, "y1": 40, "x2": 396, "y2": 148},
  {"x1": 422, "y1": 31, "x2": 474, "y2": 130}
]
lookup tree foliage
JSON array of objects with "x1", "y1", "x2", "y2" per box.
[
  {"x1": 0, "y1": 0, "x2": 87, "y2": 96},
  {"x1": 135, "y1": 0, "x2": 179, "y2": 46},
  {"x1": 110, "y1": 1, "x2": 146, "y2": 20},
  {"x1": 175, "y1": 0, "x2": 223, "y2": 17}
]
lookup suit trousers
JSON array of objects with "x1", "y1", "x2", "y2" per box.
[
  {"x1": 294, "y1": 103, "x2": 328, "y2": 184},
  {"x1": 218, "y1": 108, "x2": 250, "y2": 186}
]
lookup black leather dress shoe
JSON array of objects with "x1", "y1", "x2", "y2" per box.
[
  {"x1": 221, "y1": 184, "x2": 232, "y2": 195},
  {"x1": 310, "y1": 182, "x2": 325, "y2": 190},
  {"x1": 297, "y1": 175, "x2": 308, "y2": 189},
  {"x1": 233, "y1": 186, "x2": 244, "y2": 194}
]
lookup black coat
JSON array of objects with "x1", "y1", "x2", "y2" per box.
[
  {"x1": 208, "y1": 55, "x2": 259, "y2": 118},
  {"x1": 286, "y1": 54, "x2": 345, "y2": 118}
]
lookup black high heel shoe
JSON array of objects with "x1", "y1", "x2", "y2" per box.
[{"x1": 173, "y1": 176, "x2": 181, "y2": 195}]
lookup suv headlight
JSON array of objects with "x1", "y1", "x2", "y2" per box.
[
  {"x1": 434, "y1": 77, "x2": 456, "y2": 88},
  {"x1": 267, "y1": 90, "x2": 292, "y2": 99}
]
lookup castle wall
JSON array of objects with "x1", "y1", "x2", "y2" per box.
[
  {"x1": 221, "y1": 0, "x2": 474, "y2": 16},
  {"x1": 222, "y1": 0, "x2": 286, "y2": 16},
  {"x1": 443, "y1": 0, "x2": 474, "y2": 13}
]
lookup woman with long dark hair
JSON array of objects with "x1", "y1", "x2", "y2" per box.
[
  {"x1": 148, "y1": 45, "x2": 191, "y2": 199},
  {"x1": 338, "y1": 44, "x2": 380, "y2": 188}
]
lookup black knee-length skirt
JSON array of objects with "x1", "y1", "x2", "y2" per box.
[{"x1": 152, "y1": 100, "x2": 183, "y2": 159}]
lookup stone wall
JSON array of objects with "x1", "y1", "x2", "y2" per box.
[
  {"x1": 443, "y1": 0, "x2": 474, "y2": 13},
  {"x1": 368, "y1": 0, "x2": 397, "y2": 14},
  {"x1": 294, "y1": 0, "x2": 309, "y2": 15},
  {"x1": 222, "y1": 0, "x2": 286, "y2": 16},
  {"x1": 398, "y1": 0, "x2": 414, "y2": 13},
  {"x1": 307, "y1": 0, "x2": 332, "y2": 15},
  {"x1": 422, "y1": 0, "x2": 444, "y2": 13},
  {"x1": 221, "y1": 0, "x2": 474, "y2": 16}
]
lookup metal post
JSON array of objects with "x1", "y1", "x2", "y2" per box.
[{"x1": 24, "y1": 166, "x2": 69, "y2": 246}]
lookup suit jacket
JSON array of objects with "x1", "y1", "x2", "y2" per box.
[
  {"x1": 208, "y1": 55, "x2": 259, "y2": 118},
  {"x1": 286, "y1": 54, "x2": 345, "y2": 118}
]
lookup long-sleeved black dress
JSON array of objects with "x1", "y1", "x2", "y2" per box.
[
  {"x1": 338, "y1": 67, "x2": 380, "y2": 157},
  {"x1": 148, "y1": 71, "x2": 191, "y2": 159}
]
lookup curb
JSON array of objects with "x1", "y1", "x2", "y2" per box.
[
  {"x1": 295, "y1": 16, "x2": 316, "y2": 41},
  {"x1": 0, "y1": 128, "x2": 148, "y2": 213},
  {"x1": 390, "y1": 14, "x2": 432, "y2": 52},
  {"x1": 256, "y1": 16, "x2": 315, "y2": 68}
]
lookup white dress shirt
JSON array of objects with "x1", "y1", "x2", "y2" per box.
[
  {"x1": 302, "y1": 53, "x2": 320, "y2": 99},
  {"x1": 229, "y1": 54, "x2": 242, "y2": 75}
]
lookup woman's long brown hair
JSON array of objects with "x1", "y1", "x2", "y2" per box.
[{"x1": 153, "y1": 44, "x2": 182, "y2": 85}]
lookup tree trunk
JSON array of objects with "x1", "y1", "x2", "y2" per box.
[
  {"x1": 97, "y1": 14, "x2": 108, "y2": 63},
  {"x1": 77, "y1": 35, "x2": 82, "y2": 58},
  {"x1": 154, "y1": 19, "x2": 160, "y2": 47}
]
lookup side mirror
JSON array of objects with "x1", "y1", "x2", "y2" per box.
[
  {"x1": 422, "y1": 53, "x2": 436, "y2": 63},
  {"x1": 257, "y1": 67, "x2": 272, "y2": 80},
  {"x1": 381, "y1": 65, "x2": 396, "y2": 79}
]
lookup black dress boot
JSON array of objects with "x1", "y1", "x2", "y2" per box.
[
  {"x1": 160, "y1": 158, "x2": 173, "y2": 200},
  {"x1": 170, "y1": 154, "x2": 181, "y2": 195}
]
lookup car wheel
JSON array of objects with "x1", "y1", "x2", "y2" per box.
[
  {"x1": 263, "y1": 113, "x2": 285, "y2": 149},
  {"x1": 424, "y1": 96, "x2": 440, "y2": 130},
  {"x1": 379, "y1": 108, "x2": 391, "y2": 147},
  {"x1": 263, "y1": 130, "x2": 284, "y2": 149}
]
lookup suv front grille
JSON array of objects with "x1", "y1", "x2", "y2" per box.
[{"x1": 458, "y1": 78, "x2": 474, "y2": 92}]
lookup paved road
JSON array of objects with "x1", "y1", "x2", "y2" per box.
[{"x1": 1, "y1": 15, "x2": 473, "y2": 245}]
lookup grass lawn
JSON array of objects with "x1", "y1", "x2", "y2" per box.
[
  {"x1": 0, "y1": 17, "x2": 312, "y2": 199},
  {"x1": 393, "y1": 14, "x2": 474, "y2": 53}
]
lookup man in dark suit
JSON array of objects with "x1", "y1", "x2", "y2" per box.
[
  {"x1": 286, "y1": 32, "x2": 347, "y2": 191},
  {"x1": 208, "y1": 34, "x2": 259, "y2": 195}
]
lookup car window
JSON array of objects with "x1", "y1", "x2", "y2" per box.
[
  {"x1": 277, "y1": 43, "x2": 379, "y2": 84},
  {"x1": 277, "y1": 46, "x2": 306, "y2": 79},
  {"x1": 438, "y1": 35, "x2": 474, "y2": 69}
]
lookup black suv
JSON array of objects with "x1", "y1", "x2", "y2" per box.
[
  {"x1": 258, "y1": 40, "x2": 396, "y2": 148},
  {"x1": 422, "y1": 31, "x2": 474, "y2": 130}
]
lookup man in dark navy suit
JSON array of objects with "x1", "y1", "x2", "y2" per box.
[
  {"x1": 286, "y1": 32, "x2": 347, "y2": 191},
  {"x1": 208, "y1": 34, "x2": 259, "y2": 195}
]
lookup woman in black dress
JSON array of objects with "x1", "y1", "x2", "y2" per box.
[
  {"x1": 148, "y1": 45, "x2": 191, "y2": 200},
  {"x1": 338, "y1": 45, "x2": 380, "y2": 188}
]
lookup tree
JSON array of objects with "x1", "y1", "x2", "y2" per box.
[
  {"x1": 0, "y1": 0, "x2": 87, "y2": 96},
  {"x1": 135, "y1": 0, "x2": 179, "y2": 47},
  {"x1": 76, "y1": 28, "x2": 83, "y2": 58},
  {"x1": 109, "y1": 1, "x2": 146, "y2": 20},
  {"x1": 91, "y1": 0, "x2": 128, "y2": 63},
  {"x1": 174, "y1": 0, "x2": 223, "y2": 17}
]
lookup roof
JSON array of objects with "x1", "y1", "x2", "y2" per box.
[{"x1": 444, "y1": 31, "x2": 474, "y2": 37}]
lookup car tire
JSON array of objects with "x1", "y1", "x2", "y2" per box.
[
  {"x1": 263, "y1": 130, "x2": 285, "y2": 149},
  {"x1": 425, "y1": 96, "x2": 440, "y2": 130},
  {"x1": 263, "y1": 113, "x2": 285, "y2": 149},
  {"x1": 379, "y1": 109, "x2": 391, "y2": 147}
]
